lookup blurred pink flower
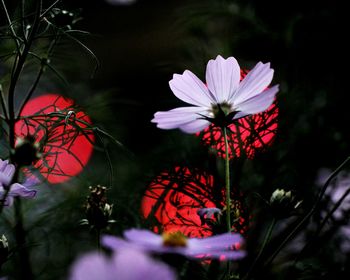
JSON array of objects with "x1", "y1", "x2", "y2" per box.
[{"x1": 69, "y1": 248, "x2": 176, "y2": 280}]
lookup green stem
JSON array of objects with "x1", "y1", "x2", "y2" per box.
[
  {"x1": 223, "y1": 127, "x2": 231, "y2": 233},
  {"x1": 242, "y1": 218, "x2": 276, "y2": 280}
]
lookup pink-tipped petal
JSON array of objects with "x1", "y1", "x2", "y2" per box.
[
  {"x1": 233, "y1": 62, "x2": 274, "y2": 104},
  {"x1": 235, "y1": 85, "x2": 279, "y2": 116},
  {"x1": 169, "y1": 70, "x2": 214, "y2": 107},
  {"x1": 206, "y1": 55, "x2": 241, "y2": 103}
]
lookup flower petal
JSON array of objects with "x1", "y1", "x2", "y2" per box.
[
  {"x1": 0, "y1": 161, "x2": 15, "y2": 186},
  {"x1": 124, "y1": 229, "x2": 162, "y2": 246},
  {"x1": 169, "y1": 70, "x2": 214, "y2": 107},
  {"x1": 151, "y1": 107, "x2": 209, "y2": 131},
  {"x1": 234, "y1": 85, "x2": 279, "y2": 116},
  {"x1": 69, "y1": 252, "x2": 114, "y2": 280},
  {"x1": 206, "y1": 55, "x2": 241, "y2": 103},
  {"x1": 9, "y1": 183, "x2": 37, "y2": 199},
  {"x1": 198, "y1": 250, "x2": 246, "y2": 260},
  {"x1": 113, "y1": 248, "x2": 176, "y2": 280},
  {"x1": 189, "y1": 233, "x2": 243, "y2": 251},
  {"x1": 178, "y1": 119, "x2": 211, "y2": 134},
  {"x1": 102, "y1": 235, "x2": 132, "y2": 251},
  {"x1": 232, "y1": 62, "x2": 274, "y2": 104}
]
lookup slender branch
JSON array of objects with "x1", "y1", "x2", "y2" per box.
[
  {"x1": 242, "y1": 218, "x2": 276, "y2": 280},
  {"x1": 264, "y1": 156, "x2": 350, "y2": 266},
  {"x1": 7, "y1": 0, "x2": 42, "y2": 148},
  {"x1": 16, "y1": 59, "x2": 45, "y2": 118},
  {"x1": 0, "y1": 0, "x2": 20, "y2": 50},
  {"x1": 0, "y1": 85, "x2": 8, "y2": 121},
  {"x1": 295, "y1": 185, "x2": 350, "y2": 262}
]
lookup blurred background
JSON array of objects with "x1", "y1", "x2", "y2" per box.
[{"x1": 0, "y1": 0, "x2": 348, "y2": 279}]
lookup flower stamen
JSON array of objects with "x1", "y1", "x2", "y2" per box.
[{"x1": 162, "y1": 231, "x2": 187, "y2": 247}]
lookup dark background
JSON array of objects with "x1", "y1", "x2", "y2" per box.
[{"x1": 1, "y1": 0, "x2": 349, "y2": 279}]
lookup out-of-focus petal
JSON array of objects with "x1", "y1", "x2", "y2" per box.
[
  {"x1": 189, "y1": 233, "x2": 243, "y2": 251},
  {"x1": 69, "y1": 252, "x2": 114, "y2": 280},
  {"x1": 169, "y1": 70, "x2": 214, "y2": 107},
  {"x1": 206, "y1": 55, "x2": 241, "y2": 103},
  {"x1": 0, "y1": 160, "x2": 15, "y2": 186},
  {"x1": 8, "y1": 183, "x2": 37, "y2": 199},
  {"x1": 124, "y1": 229, "x2": 162, "y2": 246},
  {"x1": 198, "y1": 250, "x2": 246, "y2": 260},
  {"x1": 234, "y1": 85, "x2": 279, "y2": 116},
  {"x1": 233, "y1": 62, "x2": 274, "y2": 104},
  {"x1": 113, "y1": 248, "x2": 176, "y2": 280},
  {"x1": 102, "y1": 235, "x2": 133, "y2": 251}
]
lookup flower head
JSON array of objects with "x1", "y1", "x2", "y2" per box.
[
  {"x1": 152, "y1": 55, "x2": 279, "y2": 133},
  {"x1": 69, "y1": 248, "x2": 176, "y2": 280},
  {"x1": 0, "y1": 158, "x2": 37, "y2": 206},
  {"x1": 102, "y1": 228, "x2": 245, "y2": 260}
]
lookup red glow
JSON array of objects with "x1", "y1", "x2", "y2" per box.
[
  {"x1": 197, "y1": 70, "x2": 278, "y2": 159},
  {"x1": 141, "y1": 166, "x2": 248, "y2": 238},
  {"x1": 15, "y1": 93, "x2": 94, "y2": 184}
]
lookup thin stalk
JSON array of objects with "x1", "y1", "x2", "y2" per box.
[
  {"x1": 0, "y1": 0, "x2": 20, "y2": 50},
  {"x1": 264, "y1": 156, "x2": 350, "y2": 266},
  {"x1": 223, "y1": 127, "x2": 231, "y2": 232},
  {"x1": 242, "y1": 218, "x2": 276, "y2": 280},
  {"x1": 7, "y1": 0, "x2": 42, "y2": 148},
  {"x1": 14, "y1": 197, "x2": 33, "y2": 280},
  {"x1": 0, "y1": 85, "x2": 8, "y2": 121},
  {"x1": 295, "y1": 185, "x2": 350, "y2": 262}
]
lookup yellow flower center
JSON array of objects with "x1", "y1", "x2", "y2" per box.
[{"x1": 162, "y1": 231, "x2": 188, "y2": 247}]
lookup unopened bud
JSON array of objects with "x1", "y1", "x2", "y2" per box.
[
  {"x1": 270, "y1": 188, "x2": 302, "y2": 219},
  {"x1": 85, "y1": 185, "x2": 114, "y2": 230},
  {"x1": 12, "y1": 135, "x2": 42, "y2": 166}
]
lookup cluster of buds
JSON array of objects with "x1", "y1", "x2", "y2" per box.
[
  {"x1": 12, "y1": 135, "x2": 42, "y2": 166},
  {"x1": 269, "y1": 189, "x2": 302, "y2": 219},
  {"x1": 0, "y1": 234, "x2": 9, "y2": 270},
  {"x1": 81, "y1": 185, "x2": 115, "y2": 230}
]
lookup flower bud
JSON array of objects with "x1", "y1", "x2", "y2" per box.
[
  {"x1": 12, "y1": 135, "x2": 42, "y2": 166},
  {"x1": 0, "y1": 234, "x2": 9, "y2": 269},
  {"x1": 85, "y1": 185, "x2": 114, "y2": 230},
  {"x1": 270, "y1": 188, "x2": 302, "y2": 219}
]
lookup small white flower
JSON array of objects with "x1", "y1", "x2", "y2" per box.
[{"x1": 152, "y1": 55, "x2": 279, "y2": 133}]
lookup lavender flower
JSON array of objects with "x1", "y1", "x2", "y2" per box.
[
  {"x1": 0, "y1": 158, "x2": 37, "y2": 206},
  {"x1": 102, "y1": 228, "x2": 245, "y2": 260},
  {"x1": 69, "y1": 248, "x2": 176, "y2": 280},
  {"x1": 152, "y1": 55, "x2": 279, "y2": 133}
]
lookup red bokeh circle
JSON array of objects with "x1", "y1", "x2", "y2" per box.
[
  {"x1": 15, "y1": 93, "x2": 95, "y2": 184},
  {"x1": 141, "y1": 166, "x2": 248, "y2": 238}
]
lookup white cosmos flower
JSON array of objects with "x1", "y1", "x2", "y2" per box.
[{"x1": 151, "y1": 55, "x2": 279, "y2": 133}]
